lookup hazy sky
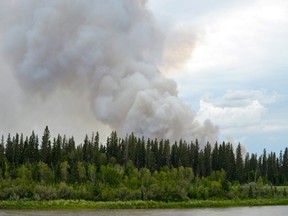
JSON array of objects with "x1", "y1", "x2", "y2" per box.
[
  {"x1": 149, "y1": 0, "x2": 288, "y2": 153},
  {"x1": 0, "y1": 0, "x2": 287, "y2": 154}
]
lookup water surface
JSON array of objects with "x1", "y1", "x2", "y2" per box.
[{"x1": 0, "y1": 206, "x2": 288, "y2": 216}]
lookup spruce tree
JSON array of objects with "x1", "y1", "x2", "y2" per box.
[
  {"x1": 235, "y1": 144, "x2": 244, "y2": 183},
  {"x1": 0, "y1": 136, "x2": 6, "y2": 178},
  {"x1": 40, "y1": 126, "x2": 51, "y2": 165}
]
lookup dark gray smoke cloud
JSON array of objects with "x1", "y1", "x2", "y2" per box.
[{"x1": 0, "y1": 0, "x2": 218, "y2": 143}]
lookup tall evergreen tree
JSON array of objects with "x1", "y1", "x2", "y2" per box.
[
  {"x1": 203, "y1": 143, "x2": 212, "y2": 177},
  {"x1": 260, "y1": 148, "x2": 268, "y2": 181},
  {"x1": 179, "y1": 139, "x2": 189, "y2": 167},
  {"x1": 0, "y1": 136, "x2": 6, "y2": 178},
  {"x1": 163, "y1": 139, "x2": 171, "y2": 168},
  {"x1": 212, "y1": 142, "x2": 219, "y2": 171},
  {"x1": 18, "y1": 133, "x2": 24, "y2": 165},
  {"x1": 171, "y1": 141, "x2": 179, "y2": 168},
  {"x1": 135, "y1": 137, "x2": 146, "y2": 169},
  {"x1": 40, "y1": 126, "x2": 51, "y2": 165},
  {"x1": 5, "y1": 134, "x2": 13, "y2": 165},
  {"x1": 282, "y1": 148, "x2": 288, "y2": 183},
  {"x1": 145, "y1": 138, "x2": 156, "y2": 171},
  {"x1": 13, "y1": 133, "x2": 20, "y2": 167},
  {"x1": 191, "y1": 140, "x2": 200, "y2": 176},
  {"x1": 235, "y1": 144, "x2": 244, "y2": 183}
]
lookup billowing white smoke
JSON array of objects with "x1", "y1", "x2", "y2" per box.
[{"x1": 0, "y1": 0, "x2": 218, "y2": 143}]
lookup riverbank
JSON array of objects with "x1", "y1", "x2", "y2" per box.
[{"x1": 1, "y1": 199, "x2": 288, "y2": 210}]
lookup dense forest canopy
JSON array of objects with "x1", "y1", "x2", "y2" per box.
[{"x1": 0, "y1": 126, "x2": 287, "y2": 201}]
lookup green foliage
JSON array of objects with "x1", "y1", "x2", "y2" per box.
[
  {"x1": 57, "y1": 182, "x2": 74, "y2": 199},
  {"x1": 0, "y1": 127, "x2": 287, "y2": 202},
  {"x1": 38, "y1": 162, "x2": 54, "y2": 184},
  {"x1": 100, "y1": 165, "x2": 123, "y2": 187},
  {"x1": 34, "y1": 185, "x2": 57, "y2": 201}
]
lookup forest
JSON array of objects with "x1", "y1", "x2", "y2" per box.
[{"x1": 0, "y1": 126, "x2": 288, "y2": 201}]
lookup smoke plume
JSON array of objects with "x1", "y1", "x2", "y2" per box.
[{"x1": 0, "y1": 0, "x2": 218, "y2": 143}]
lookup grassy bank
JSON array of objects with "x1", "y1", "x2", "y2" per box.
[{"x1": 1, "y1": 199, "x2": 288, "y2": 210}]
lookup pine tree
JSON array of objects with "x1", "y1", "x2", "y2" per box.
[
  {"x1": 268, "y1": 152, "x2": 278, "y2": 184},
  {"x1": 163, "y1": 139, "x2": 171, "y2": 168},
  {"x1": 198, "y1": 150, "x2": 205, "y2": 177},
  {"x1": 191, "y1": 140, "x2": 200, "y2": 176},
  {"x1": 28, "y1": 131, "x2": 39, "y2": 164},
  {"x1": 250, "y1": 153, "x2": 258, "y2": 182},
  {"x1": 107, "y1": 131, "x2": 119, "y2": 160},
  {"x1": 203, "y1": 143, "x2": 212, "y2": 177},
  {"x1": 135, "y1": 137, "x2": 146, "y2": 169},
  {"x1": 0, "y1": 136, "x2": 6, "y2": 178},
  {"x1": 212, "y1": 142, "x2": 219, "y2": 171},
  {"x1": 243, "y1": 152, "x2": 250, "y2": 182},
  {"x1": 128, "y1": 133, "x2": 137, "y2": 165},
  {"x1": 52, "y1": 135, "x2": 62, "y2": 168},
  {"x1": 13, "y1": 133, "x2": 20, "y2": 167},
  {"x1": 228, "y1": 144, "x2": 236, "y2": 177},
  {"x1": 235, "y1": 144, "x2": 244, "y2": 183},
  {"x1": 179, "y1": 139, "x2": 189, "y2": 167},
  {"x1": 18, "y1": 133, "x2": 24, "y2": 165},
  {"x1": 146, "y1": 138, "x2": 156, "y2": 171},
  {"x1": 5, "y1": 134, "x2": 13, "y2": 165},
  {"x1": 260, "y1": 148, "x2": 268, "y2": 180},
  {"x1": 171, "y1": 141, "x2": 179, "y2": 168},
  {"x1": 83, "y1": 135, "x2": 91, "y2": 164},
  {"x1": 282, "y1": 148, "x2": 288, "y2": 183},
  {"x1": 40, "y1": 126, "x2": 51, "y2": 165},
  {"x1": 92, "y1": 132, "x2": 100, "y2": 166}
]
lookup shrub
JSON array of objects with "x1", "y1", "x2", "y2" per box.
[
  {"x1": 34, "y1": 185, "x2": 57, "y2": 201},
  {"x1": 57, "y1": 182, "x2": 74, "y2": 199}
]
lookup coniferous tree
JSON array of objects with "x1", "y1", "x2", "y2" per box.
[
  {"x1": 5, "y1": 134, "x2": 13, "y2": 165},
  {"x1": 40, "y1": 126, "x2": 51, "y2": 165},
  {"x1": 163, "y1": 139, "x2": 171, "y2": 168},
  {"x1": 212, "y1": 142, "x2": 220, "y2": 171},
  {"x1": 0, "y1": 126, "x2": 288, "y2": 201},
  {"x1": 250, "y1": 153, "x2": 258, "y2": 182},
  {"x1": 191, "y1": 140, "x2": 200, "y2": 176},
  {"x1": 145, "y1": 138, "x2": 156, "y2": 172},
  {"x1": 0, "y1": 136, "x2": 6, "y2": 178},
  {"x1": 226, "y1": 143, "x2": 236, "y2": 181},
  {"x1": 260, "y1": 148, "x2": 268, "y2": 181},
  {"x1": 179, "y1": 139, "x2": 189, "y2": 167},
  {"x1": 152, "y1": 138, "x2": 160, "y2": 170},
  {"x1": 158, "y1": 139, "x2": 165, "y2": 168},
  {"x1": 92, "y1": 132, "x2": 100, "y2": 166},
  {"x1": 243, "y1": 152, "x2": 250, "y2": 182},
  {"x1": 171, "y1": 141, "x2": 179, "y2": 168},
  {"x1": 18, "y1": 133, "x2": 24, "y2": 165},
  {"x1": 203, "y1": 143, "x2": 212, "y2": 177},
  {"x1": 267, "y1": 152, "x2": 278, "y2": 185},
  {"x1": 128, "y1": 133, "x2": 137, "y2": 165},
  {"x1": 13, "y1": 133, "x2": 20, "y2": 167},
  {"x1": 135, "y1": 137, "x2": 146, "y2": 169},
  {"x1": 198, "y1": 150, "x2": 205, "y2": 177},
  {"x1": 235, "y1": 144, "x2": 244, "y2": 183},
  {"x1": 107, "y1": 131, "x2": 119, "y2": 160},
  {"x1": 282, "y1": 148, "x2": 288, "y2": 183}
]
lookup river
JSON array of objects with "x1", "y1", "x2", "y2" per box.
[{"x1": 0, "y1": 206, "x2": 288, "y2": 216}]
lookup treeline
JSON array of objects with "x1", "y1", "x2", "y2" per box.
[{"x1": 0, "y1": 126, "x2": 287, "y2": 201}]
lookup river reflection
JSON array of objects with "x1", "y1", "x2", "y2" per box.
[{"x1": 0, "y1": 206, "x2": 288, "y2": 216}]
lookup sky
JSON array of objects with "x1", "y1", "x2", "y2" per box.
[
  {"x1": 0, "y1": 0, "x2": 287, "y2": 154},
  {"x1": 149, "y1": 0, "x2": 288, "y2": 154}
]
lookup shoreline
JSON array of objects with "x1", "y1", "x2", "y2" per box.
[{"x1": 1, "y1": 199, "x2": 288, "y2": 210}]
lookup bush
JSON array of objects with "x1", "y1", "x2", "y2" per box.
[
  {"x1": 57, "y1": 182, "x2": 74, "y2": 199},
  {"x1": 34, "y1": 185, "x2": 57, "y2": 201},
  {"x1": 74, "y1": 184, "x2": 94, "y2": 200}
]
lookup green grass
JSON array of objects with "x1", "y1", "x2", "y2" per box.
[{"x1": 1, "y1": 199, "x2": 288, "y2": 210}]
